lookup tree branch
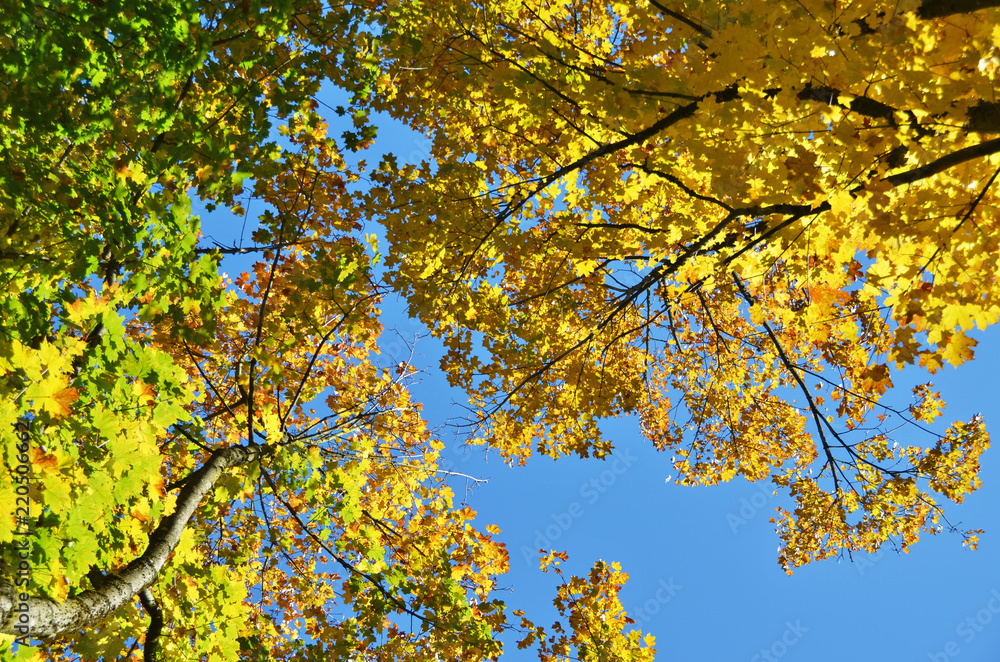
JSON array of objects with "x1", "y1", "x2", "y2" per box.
[
  {"x1": 138, "y1": 588, "x2": 163, "y2": 662},
  {"x1": 885, "y1": 137, "x2": 1000, "y2": 187},
  {"x1": 0, "y1": 444, "x2": 272, "y2": 636},
  {"x1": 732, "y1": 273, "x2": 843, "y2": 494},
  {"x1": 917, "y1": 0, "x2": 1000, "y2": 18}
]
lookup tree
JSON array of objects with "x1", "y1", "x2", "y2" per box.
[
  {"x1": 361, "y1": 0, "x2": 998, "y2": 569},
  {"x1": 0, "y1": 0, "x2": 997, "y2": 660},
  {"x1": 0, "y1": 2, "x2": 646, "y2": 660}
]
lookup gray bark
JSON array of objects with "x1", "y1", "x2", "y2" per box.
[{"x1": 0, "y1": 443, "x2": 271, "y2": 637}]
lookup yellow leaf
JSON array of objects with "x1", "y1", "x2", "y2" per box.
[
  {"x1": 828, "y1": 190, "x2": 853, "y2": 220},
  {"x1": 942, "y1": 331, "x2": 977, "y2": 367}
]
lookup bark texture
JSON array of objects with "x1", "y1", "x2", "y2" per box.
[{"x1": 0, "y1": 443, "x2": 270, "y2": 637}]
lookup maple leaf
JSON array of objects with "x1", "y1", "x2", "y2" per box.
[
  {"x1": 5, "y1": 0, "x2": 1000, "y2": 659},
  {"x1": 942, "y1": 331, "x2": 977, "y2": 367},
  {"x1": 24, "y1": 378, "x2": 80, "y2": 419},
  {"x1": 827, "y1": 190, "x2": 854, "y2": 220},
  {"x1": 45, "y1": 386, "x2": 80, "y2": 418}
]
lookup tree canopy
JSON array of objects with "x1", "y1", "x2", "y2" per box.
[{"x1": 1, "y1": 0, "x2": 998, "y2": 660}]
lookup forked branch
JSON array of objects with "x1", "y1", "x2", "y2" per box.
[{"x1": 0, "y1": 444, "x2": 272, "y2": 636}]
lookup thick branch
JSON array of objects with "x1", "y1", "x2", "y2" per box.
[
  {"x1": 138, "y1": 589, "x2": 163, "y2": 662},
  {"x1": 799, "y1": 84, "x2": 998, "y2": 134},
  {"x1": 540, "y1": 85, "x2": 740, "y2": 190},
  {"x1": 917, "y1": 0, "x2": 1000, "y2": 18},
  {"x1": 885, "y1": 137, "x2": 1000, "y2": 187},
  {"x1": 798, "y1": 85, "x2": 898, "y2": 125},
  {"x1": 0, "y1": 443, "x2": 271, "y2": 636}
]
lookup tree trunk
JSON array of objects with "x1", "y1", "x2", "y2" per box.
[{"x1": 0, "y1": 443, "x2": 271, "y2": 637}]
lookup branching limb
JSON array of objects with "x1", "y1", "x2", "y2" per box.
[
  {"x1": 257, "y1": 467, "x2": 434, "y2": 627},
  {"x1": 694, "y1": 289, "x2": 730, "y2": 355},
  {"x1": 0, "y1": 444, "x2": 272, "y2": 636},
  {"x1": 645, "y1": 0, "x2": 711, "y2": 46},
  {"x1": 138, "y1": 589, "x2": 163, "y2": 662},
  {"x1": 885, "y1": 137, "x2": 1000, "y2": 187},
  {"x1": 732, "y1": 272, "x2": 844, "y2": 494},
  {"x1": 280, "y1": 293, "x2": 376, "y2": 427}
]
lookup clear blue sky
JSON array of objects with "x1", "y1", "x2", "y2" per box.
[
  {"x1": 400, "y1": 293, "x2": 1000, "y2": 662},
  {"x1": 203, "y1": 84, "x2": 1000, "y2": 662}
]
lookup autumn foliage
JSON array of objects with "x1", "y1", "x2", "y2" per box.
[
  {"x1": 1, "y1": 0, "x2": 998, "y2": 660},
  {"x1": 362, "y1": 0, "x2": 996, "y2": 566}
]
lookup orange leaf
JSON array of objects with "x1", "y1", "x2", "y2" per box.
[{"x1": 43, "y1": 386, "x2": 80, "y2": 418}]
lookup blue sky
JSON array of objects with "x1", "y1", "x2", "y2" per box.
[
  {"x1": 199, "y1": 84, "x2": 1000, "y2": 661},
  {"x1": 347, "y1": 97, "x2": 1000, "y2": 661},
  {"x1": 396, "y1": 290, "x2": 999, "y2": 662}
]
